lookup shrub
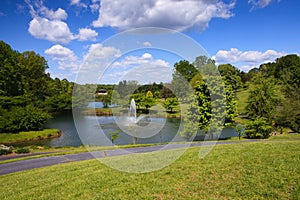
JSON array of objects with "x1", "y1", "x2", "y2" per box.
[
  {"x1": 0, "y1": 144, "x2": 13, "y2": 155},
  {"x1": 15, "y1": 147, "x2": 30, "y2": 154},
  {"x1": 0, "y1": 105, "x2": 51, "y2": 133},
  {"x1": 245, "y1": 117, "x2": 273, "y2": 139}
]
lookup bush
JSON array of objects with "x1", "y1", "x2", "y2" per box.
[
  {"x1": 0, "y1": 144, "x2": 13, "y2": 155},
  {"x1": 15, "y1": 147, "x2": 30, "y2": 154},
  {"x1": 0, "y1": 105, "x2": 51, "y2": 133},
  {"x1": 245, "y1": 117, "x2": 273, "y2": 139},
  {"x1": 290, "y1": 114, "x2": 300, "y2": 133}
]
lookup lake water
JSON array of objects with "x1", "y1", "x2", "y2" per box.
[{"x1": 46, "y1": 113, "x2": 238, "y2": 147}]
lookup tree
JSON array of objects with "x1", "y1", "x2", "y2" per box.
[
  {"x1": 181, "y1": 73, "x2": 237, "y2": 140},
  {"x1": 246, "y1": 74, "x2": 280, "y2": 122},
  {"x1": 146, "y1": 91, "x2": 153, "y2": 98},
  {"x1": 143, "y1": 95, "x2": 156, "y2": 111},
  {"x1": 109, "y1": 131, "x2": 121, "y2": 144},
  {"x1": 235, "y1": 124, "x2": 245, "y2": 140},
  {"x1": 160, "y1": 84, "x2": 174, "y2": 100},
  {"x1": 245, "y1": 117, "x2": 273, "y2": 139},
  {"x1": 172, "y1": 60, "x2": 196, "y2": 100},
  {"x1": 163, "y1": 97, "x2": 179, "y2": 113},
  {"x1": 18, "y1": 51, "x2": 49, "y2": 102},
  {"x1": 262, "y1": 55, "x2": 300, "y2": 132},
  {"x1": 0, "y1": 105, "x2": 50, "y2": 133},
  {"x1": 224, "y1": 84, "x2": 238, "y2": 124},
  {"x1": 218, "y1": 64, "x2": 242, "y2": 91}
]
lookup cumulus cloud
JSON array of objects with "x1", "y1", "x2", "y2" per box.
[
  {"x1": 26, "y1": 0, "x2": 67, "y2": 20},
  {"x1": 93, "y1": 0, "x2": 235, "y2": 31},
  {"x1": 76, "y1": 28, "x2": 98, "y2": 41},
  {"x1": 27, "y1": 1, "x2": 99, "y2": 43},
  {"x1": 107, "y1": 53, "x2": 172, "y2": 84},
  {"x1": 28, "y1": 17, "x2": 75, "y2": 43},
  {"x1": 84, "y1": 44, "x2": 122, "y2": 61},
  {"x1": 45, "y1": 44, "x2": 79, "y2": 71},
  {"x1": 212, "y1": 48, "x2": 286, "y2": 71},
  {"x1": 39, "y1": 7, "x2": 67, "y2": 20}
]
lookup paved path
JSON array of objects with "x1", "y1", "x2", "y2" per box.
[{"x1": 0, "y1": 140, "x2": 262, "y2": 176}]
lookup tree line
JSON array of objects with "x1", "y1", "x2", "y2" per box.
[
  {"x1": 1, "y1": 40, "x2": 299, "y2": 138},
  {"x1": 0, "y1": 41, "x2": 73, "y2": 133}
]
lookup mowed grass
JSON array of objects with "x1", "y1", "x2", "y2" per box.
[
  {"x1": 236, "y1": 88, "x2": 250, "y2": 114},
  {"x1": 0, "y1": 129, "x2": 61, "y2": 144},
  {"x1": 1, "y1": 140, "x2": 300, "y2": 199}
]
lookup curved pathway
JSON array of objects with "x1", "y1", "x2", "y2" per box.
[{"x1": 0, "y1": 140, "x2": 263, "y2": 175}]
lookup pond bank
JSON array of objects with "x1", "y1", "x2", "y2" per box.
[{"x1": 0, "y1": 129, "x2": 61, "y2": 146}]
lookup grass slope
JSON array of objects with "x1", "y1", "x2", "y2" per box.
[
  {"x1": 1, "y1": 140, "x2": 299, "y2": 199},
  {"x1": 0, "y1": 129, "x2": 61, "y2": 144}
]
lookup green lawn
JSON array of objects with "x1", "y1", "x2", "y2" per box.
[
  {"x1": 0, "y1": 129, "x2": 61, "y2": 144},
  {"x1": 236, "y1": 88, "x2": 250, "y2": 114},
  {"x1": 1, "y1": 140, "x2": 299, "y2": 199}
]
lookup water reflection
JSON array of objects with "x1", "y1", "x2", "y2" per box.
[{"x1": 46, "y1": 113, "x2": 238, "y2": 147}]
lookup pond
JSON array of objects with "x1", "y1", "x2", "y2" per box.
[{"x1": 46, "y1": 112, "x2": 238, "y2": 147}]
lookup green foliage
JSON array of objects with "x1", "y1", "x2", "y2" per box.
[
  {"x1": 224, "y1": 84, "x2": 238, "y2": 123},
  {"x1": 130, "y1": 93, "x2": 144, "y2": 109},
  {"x1": 162, "y1": 97, "x2": 179, "y2": 113},
  {"x1": 146, "y1": 91, "x2": 153, "y2": 98},
  {"x1": 245, "y1": 117, "x2": 273, "y2": 139},
  {"x1": 115, "y1": 80, "x2": 138, "y2": 98},
  {"x1": 108, "y1": 131, "x2": 121, "y2": 143},
  {"x1": 0, "y1": 129, "x2": 60, "y2": 143},
  {"x1": 172, "y1": 60, "x2": 195, "y2": 100},
  {"x1": 290, "y1": 114, "x2": 300, "y2": 133},
  {"x1": 143, "y1": 95, "x2": 156, "y2": 110},
  {"x1": 0, "y1": 105, "x2": 50, "y2": 133},
  {"x1": 15, "y1": 147, "x2": 30, "y2": 154},
  {"x1": 258, "y1": 55, "x2": 300, "y2": 132},
  {"x1": 246, "y1": 74, "x2": 280, "y2": 122},
  {"x1": 235, "y1": 124, "x2": 245, "y2": 140},
  {"x1": 218, "y1": 64, "x2": 243, "y2": 90},
  {"x1": 160, "y1": 84, "x2": 174, "y2": 100},
  {"x1": 181, "y1": 74, "x2": 237, "y2": 140},
  {"x1": 0, "y1": 144, "x2": 12, "y2": 155},
  {"x1": 0, "y1": 148, "x2": 12, "y2": 155}
]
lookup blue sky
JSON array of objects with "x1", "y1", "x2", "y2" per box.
[{"x1": 0, "y1": 0, "x2": 299, "y2": 84}]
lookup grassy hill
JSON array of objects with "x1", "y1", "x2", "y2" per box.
[{"x1": 1, "y1": 140, "x2": 299, "y2": 199}]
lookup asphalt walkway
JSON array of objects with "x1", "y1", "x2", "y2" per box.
[{"x1": 0, "y1": 140, "x2": 262, "y2": 175}]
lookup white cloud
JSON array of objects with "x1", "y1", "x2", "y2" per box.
[
  {"x1": 212, "y1": 48, "x2": 286, "y2": 71},
  {"x1": 143, "y1": 41, "x2": 152, "y2": 47},
  {"x1": 90, "y1": 4, "x2": 99, "y2": 13},
  {"x1": 84, "y1": 44, "x2": 122, "y2": 61},
  {"x1": 248, "y1": 0, "x2": 279, "y2": 10},
  {"x1": 93, "y1": 0, "x2": 235, "y2": 31},
  {"x1": 111, "y1": 53, "x2": 169, "y2": 69},
  {"x1": 27, "y1": 1, "x2": 99, "y2": 43},
  {"x1": 76, "y1": 28, "x2": 98, "y2": 41},
  {"x1": 45, "y1": 44, "x2": 79, "y2": 71},
  {"x1": 26, "y1": 0, "x2": 67, "y2": 20},
  {"x1": 106, "y1": 53, "x2": 172, "y2": 84},
  {"x1": 70, "y1": 0, "x2": 87, "y2": 8},
  {"x1": 90, "y1": 0, "x2": 100, "y2": 13},
  {"x1": 28, "y1": 17, "x2": 75, "y2": 43},
  {"x1": 39, "y1": 7, "x2": 67, "y2": 20}
]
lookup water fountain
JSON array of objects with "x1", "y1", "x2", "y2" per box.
[
  {"x1": 114, "y1": 98, "x2": 166, "y2": 144},
  {"x1": 128, "y1": 98, "x2": 137, "y2": 123}
]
